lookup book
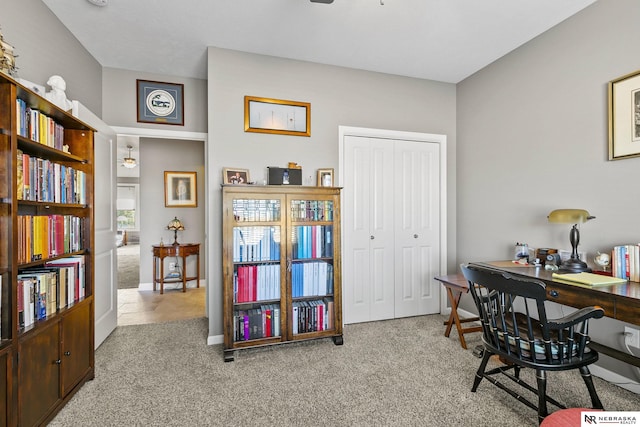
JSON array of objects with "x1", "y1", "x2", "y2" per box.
[{"x1": 552, "y1": 272, "x2": 628, "y2": 287}]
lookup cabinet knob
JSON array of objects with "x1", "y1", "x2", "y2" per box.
[
  {"x1": 550, "y1": 290, "x2": 559, "y2": 298},
  {"x1": 370, "y1": 235, "x2": 375, "y2": 240},
  {"x1": 54, "y1": 359, "x2": 61, "y2": 365},
  {"x1": 64, "y1": 351, "x2": 71, "y2": 356},
  {"x1": 414, "y1": 234, "x2": 418, "y2": 239}
]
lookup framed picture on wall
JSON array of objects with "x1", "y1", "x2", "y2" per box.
[
  {"x1": 244, "y1": 96, "x2": 311, "y2": 137},
  {"x1": 137, "y1": 79, "x2": 184, "y2": 125},
  {"x1": 165, "y1": 171, "x2": 197, "y2": 207},
  {"x1": 609, "y1": 69, "x2": 640, "y2": 160}
]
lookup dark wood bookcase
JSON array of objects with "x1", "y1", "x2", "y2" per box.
[
  {"x1": 0, "y1": 72, "x2": 95, "y2": 426},
  {"x1": 222, "y1": 185, "x2": 343, "y2": 362}
]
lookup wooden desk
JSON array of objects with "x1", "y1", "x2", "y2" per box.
[
  {"x1": 152, "y1": 243, "x2": 200, "y2": 294},
  {"x1": 435, "y1": 274, "x2": 482, "y2": 349},
  {"x1": 470, "y1": 261, "x2": 640, "y2": 367}
]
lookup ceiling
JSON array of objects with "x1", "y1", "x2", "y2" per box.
[{"x1": 42, "y1": 0, "x2": 596, "y2": 84}]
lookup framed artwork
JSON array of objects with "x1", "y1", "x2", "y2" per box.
[
  {"x1": 609, "y1": 69, "x2": 640, "y2": 160},
  {"x1": 317, "y1": 168, "x2": 334, "y2": 187},
  {"x1": 244, "y1": 96, "x2": 311, "y2": 137},
  {"x1": 164, "y1": 171, "x2": 197, "y2": 207},
  {"x1": 137, "y1": 79, "x2": 184, "y2": 125},
  {"x1": 223, "y1": 168, "x2": 250, "y2": 185}
]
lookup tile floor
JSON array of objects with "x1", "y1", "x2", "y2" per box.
[{"x1": 117, "y1": 286, "x2": 206, "y2": 326}]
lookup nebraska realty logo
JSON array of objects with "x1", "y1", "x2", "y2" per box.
[{"x1": 582, "y1": 411, "x2": 640, "y2": 426}]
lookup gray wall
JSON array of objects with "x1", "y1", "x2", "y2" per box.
[
  {"x1": 207, "y1": 46, "x2": 458, "y2": 338},
  {"x1": 138, "y1": 138, "x2": 206, "y2": 283},
  {"x1": 0, "y1": 0, "x2": 102, "y2": 115},
  {"x1": 102, "y1": 67, "x2": 207, "y2": 132},
  {"x1": 457, "y1": 0, "x2": 640, "y2": 382}
]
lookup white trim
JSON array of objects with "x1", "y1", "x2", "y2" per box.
[
  {"x1": 338, "y1": 126, "x2": 448, "y2": 315},
  {"x1": 111, "y1": 126, "x2": 208, "y2": 141},
  {"x1": 207, "y1": 334, "x2": 224, "y2": 345},
  {"x1": 590, "y1": 364, "x2": 640, "y2": 395}
]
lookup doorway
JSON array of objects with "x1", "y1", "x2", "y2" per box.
[{"x1": 114, "y1": 132, "x2": 207, "y2": 325}]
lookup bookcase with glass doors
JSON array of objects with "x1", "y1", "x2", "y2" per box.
[{"x1": 222, "y1": 185, "x2": 343, "y2": 362}]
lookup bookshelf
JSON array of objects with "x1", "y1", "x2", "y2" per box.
[
  {"x1": 222, "y1": 185, "x2": 343, "y2": 362},
  {"x1": 0, "y1": 72, "x2": 95, "y2": 426}
]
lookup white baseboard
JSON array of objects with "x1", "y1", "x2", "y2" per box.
[
  {"x1": 590, "y1": 364, "x2": 640, "y2": 395},
  {"x1": 208, "y1": 334, "x2": 223, "y2": 345},
  {"x1": 138, "y1": 279, "x2": 206, "y2": 291}
]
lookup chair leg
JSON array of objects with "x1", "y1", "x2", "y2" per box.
[
  {"x1": 579, "y1": 366, "x2": 604, "y2": 410},
  {"x1": 472, "y1": 350, "x2": 492, "y2": 392},
  {"x1": 536, "y1": 370, "x2": 548, "y2": 424}
]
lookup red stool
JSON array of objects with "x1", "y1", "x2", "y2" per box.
[{"x1": 541, "y1": 408, "x2": 602, "y2": 426}]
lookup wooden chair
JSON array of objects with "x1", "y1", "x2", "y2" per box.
[{"x1": 461, "y1": 264, "x2": 605, "y2": 424}]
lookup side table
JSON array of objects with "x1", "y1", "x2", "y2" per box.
[
  {"x1": 434, "y1": 274, "x2": 482, "y2": 349},
  {"x1": 152, "y1": 243, "x2": 200, "y2": 294}
]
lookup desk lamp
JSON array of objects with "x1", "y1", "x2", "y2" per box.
[
  {"x1": 167, "y1": 216, "x2": 185, "y2": 246},
  {"x1": 547, "y1": 209, "x2": 595, "y2": 273}
]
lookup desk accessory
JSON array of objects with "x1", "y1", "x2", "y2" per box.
[
  {"x1": 167, "y1": 216, "x2": 185, "y2": 245},
  {"x1": 547, "y1": 209, "x2": 594, "y2": 273}
]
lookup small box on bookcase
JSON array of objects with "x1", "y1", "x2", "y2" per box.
[{"x1": 268, "y1": 167, "x2": 302, "y2": 185}]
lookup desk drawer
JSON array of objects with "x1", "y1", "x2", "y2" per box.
[{"x1": 545, "y1": 283, "x2": 615, "y2": 316}]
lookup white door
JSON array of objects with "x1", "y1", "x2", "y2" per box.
[
  {"x1": 394, "y1": 141, "x2": 441, "y2": 317},
  {"x1": 341, "y1": 127, "x2": 446, "y2": 324},
  {"x1": 74, "y1": 103, "x2": 118, "y2": 348},
  {"x1": 343, "y1": 136, "x2": 395, "y2": 324}
]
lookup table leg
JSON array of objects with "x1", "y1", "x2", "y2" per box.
[
  {"x1": 160, "y1": 258, "x2": 164, "y2": 295},
  {"x1": 153, "y1": 256, "x2": 157, "y2": 292},
  {"x1": 182, "y1": 253, "x2": 187, "y2": 292},
  {"x1": 196, "y1": 251, "x2": 200, "y2": 288}
]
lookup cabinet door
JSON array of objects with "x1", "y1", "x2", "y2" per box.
[
  {"x1": 18, "y1": 322, "x2": 61, "y2": 427},
  {"x1": 61, "y1": 301, "x2": 92, "y2": 395},
  {"x1": 0, "y1": 350, "x2": 9, "y2": 427}
]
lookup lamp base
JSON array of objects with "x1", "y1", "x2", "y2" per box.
[{"x1": 558, "y1": 257, "x2": 591, "y2": 273}]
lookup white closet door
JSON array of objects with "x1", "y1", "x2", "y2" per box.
[
  {"x1": 343, "y1": 136, "x2": 395, "y2": 324},
  {"x1": 393, "y1": 141, "x2": 441, "y2": 317}
]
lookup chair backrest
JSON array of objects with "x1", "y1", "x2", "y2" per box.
[{"x1": 461, "y1": 264, "x2": 599, "y2": 367}]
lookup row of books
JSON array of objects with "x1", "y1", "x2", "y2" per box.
[
  {"x1": 17, "y1": 149, "x2": 87, "y2": 204},
  {"x1": 292, "y1": 298, "x2": 334, "y2": 334},
  {"x1": 233, "y1": 305, "x2": 281, "y2": 342},
  {"x1": 612, "y1": 244, "x2": 640, "y2": 282},
  {"x1": 290, "y1": 199, "x2": 333, "y2": 222},
  {"x1": 233, "y1": 226, "x2": 281, "y2": 262},
  {"x1": 17, "y1": 214, "x2": 83, "y2": 264},
  {"x1": 292, "y1": 225, "x2": 333, "y2": 259},
  {"x1": 17, "y1": 255, "x2": 85, "y2": 329},
  {"x1": 291, "y1": 261, "x2": 334, "y2": 298},
  {"x1": 16, "y1": 98, "x2": 65, "y2": 150},
  {"x1": 234, "y1": 264, "x2": 281, "y2": 303},
  {"x1": 232, "y1": 198, "x2": 281, "y2": 222}
]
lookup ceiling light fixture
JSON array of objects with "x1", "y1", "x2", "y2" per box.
[
  {"x1": 122, "y1": 145, "x2": 137, "y2": 169},
  {"x1": 86, "y1": 0, "x2": 108, "y2": 6}
]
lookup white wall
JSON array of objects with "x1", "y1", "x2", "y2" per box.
[
  {"x1": 207, "y1": 46, "x2": 458, "y2": 340},
  {"x1": 1, "y1": 0, "x2": 102, "y2": 114},
  {"x1": 457, "y1": 0, "x2": 640, "y2": 383}
]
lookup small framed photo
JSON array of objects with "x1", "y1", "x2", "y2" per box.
[
  {"x1": 223, "y1": 168, "x2": 250, "y2": 185},
  {"x1": 164, "y1": 171, "x2": 197, "y2": 207},
  {"x1": 317, "y1": 168, "x2": 334, "y2": 187},
  {"x1": 137, "y1": 79, "x2": 184, "y2": 125},
  {"x1": 609, "y1": 69, "x2": 640, "y2": 160},
  {"x1": 244, "y1": 96, "x2": 310, "y2": 137}
]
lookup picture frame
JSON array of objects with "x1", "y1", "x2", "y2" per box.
[
  {"x1": 244, "y1": 96, "x2": 311, "y2": 137},
  {"x1": 137, "y1": 79, "x2": 184, "y2": 125},
  {"x1": 164, "y1": 171, "x2": 197, "y2": 207},
  {"x1": 317, "y1": 168, "x2": 334, "y2": 187},
  {"x1": 223, "y1": 168, "x2": 250, "y2": 185},
  {"x1": 608, "y1": 69, "x2": 640, "y2": 160}
]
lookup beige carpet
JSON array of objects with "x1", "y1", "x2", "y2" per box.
[
  {"x1": 49, "y1": 315, "x2": 639, "y2": 426},
  {"x1": 117, "y1": 244, "x2": 140, "y2": 289}
]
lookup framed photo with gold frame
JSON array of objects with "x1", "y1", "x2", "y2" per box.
[
  {"x1": 164, "y1": 171, "x2": 197, "y2": 207},
  {"x1": 317, "y1": 168, "x2": 334, "y2": 187},
  {"x1": 223, "y1": 168, "x2": 250, "y2": 185},
  {"x1": 244, "y1": 96, "x2": 310, "y2": 137},
  {"x1": 609, "y1": 69, "x2": 640, "y2": 160}
]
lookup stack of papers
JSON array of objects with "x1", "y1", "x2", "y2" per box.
[{"x1": 552, "y1": 272, "x2": 627, "y2": 287}]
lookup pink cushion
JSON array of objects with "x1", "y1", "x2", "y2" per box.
[{"x1": 541, "y1": 408, "x2": 602, "y2": 427}]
